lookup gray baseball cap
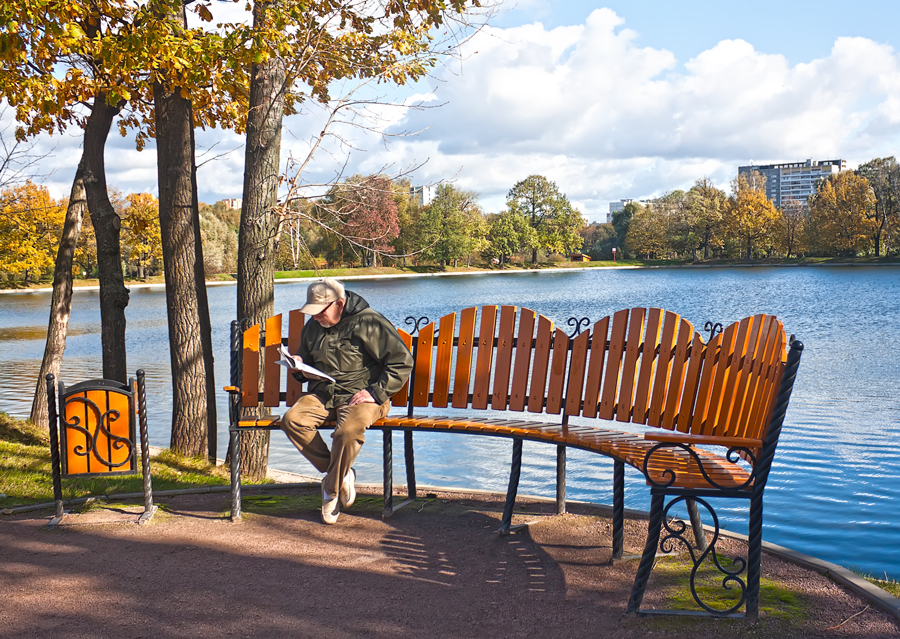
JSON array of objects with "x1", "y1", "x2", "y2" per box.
[{"x1": 300, "y1": 277, "x2": 346, "y2": 315}]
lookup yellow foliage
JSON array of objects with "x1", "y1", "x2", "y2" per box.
[
  {"x1": 0, "y1": 180, "x2": 66, "y2": 280},
  {"x1": 808, "y1": 172, "x2": 875, "y2": 256},
  {"x1": 724, "y1": 173, "x2": 781, "y2": 259}
]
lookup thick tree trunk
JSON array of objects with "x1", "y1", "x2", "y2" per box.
[
  {"x1": 30, "y1": 162, "x2": 87, "y2": 429},
  {"x1": 237, "y1": 7, "x2": 287, "y2": 478},
  {"x1": 154, "y1": 70, "x2": 210, "y2": 457},
  {"x1": 83, "y1": 95, "x2": 129, "y2": 382}
]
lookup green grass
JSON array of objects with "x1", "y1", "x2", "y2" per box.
[
  {"x1": 0, "y1": 412, "x2": 269, "y2": 511},
  {"x1": 239, "y1": 493, "x2": 383, "y2": 518},
  {"x1": 849, "y1": 567, "x2": 900, "y2": 598}
]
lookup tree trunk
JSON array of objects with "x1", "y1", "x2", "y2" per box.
[
  {"x1": 154, "y1": 53, "x2": 210, "y2": 457},
  {"x1": 237, "y1": 6, "x2": 287, "y2": 478},
  {"x1": 30, "y1": 162, "x2": 87, "y2": 429},
  {"x1": 83, "y1": 94, "x2": 129, "y2": 382}
]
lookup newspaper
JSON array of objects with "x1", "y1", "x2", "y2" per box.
[{"x1": 276, "y1": 344, "x2": 336, "y2": 382}]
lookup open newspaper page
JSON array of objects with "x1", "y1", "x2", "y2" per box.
[{"x1": 276, "y1": 344, "x2": 336, "y2": 382}]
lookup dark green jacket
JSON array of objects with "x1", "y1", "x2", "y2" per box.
[{"x1": 296, "y1": 290, "x2": 413, "y2": 408}]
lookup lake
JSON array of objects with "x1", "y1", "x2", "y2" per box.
[{"x1": 1, "y1": 266, "x2": 899, "y2": 579}]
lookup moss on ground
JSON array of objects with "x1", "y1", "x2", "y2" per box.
[{"x1": 239, "y1": 492, "x2": 384, "y2": 518}]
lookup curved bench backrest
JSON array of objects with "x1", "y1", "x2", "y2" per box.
[{"x1": 235, "y1": 305, "x2": 787, "y2": 446}]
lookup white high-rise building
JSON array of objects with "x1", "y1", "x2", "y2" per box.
[
  {"x1": 738, "y1": 159, "x2": 846, "y2": 208},
  {"x1": 607, "y1": 198, "x2": 654, "y2": 223},
  {"x1": 409, "y1": 185, "x2": 435, "y2": 207}
]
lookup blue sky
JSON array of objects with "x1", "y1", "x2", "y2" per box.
[{"x1": 11, "y1": 1, "x2": 900, "y2": 223}]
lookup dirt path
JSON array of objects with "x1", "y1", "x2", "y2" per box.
[{"x1": 2, "y1": 486, "x2": 897, "y2": 638}]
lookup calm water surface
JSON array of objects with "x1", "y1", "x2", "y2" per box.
[{"x1": 1, "y1": 266, "x2": 899, "y2": 579}]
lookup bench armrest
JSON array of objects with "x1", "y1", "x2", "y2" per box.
[{"x1": 643, "y1": 432, "x2": 763, "y2": 449}]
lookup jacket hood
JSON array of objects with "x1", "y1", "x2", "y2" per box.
[{"x1": 341, "y1": 290, "x2": 369, "y2": 319}]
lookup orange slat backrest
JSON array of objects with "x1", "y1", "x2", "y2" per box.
[
  {"x1": 632, "y1": 308, "x2": 663, "y2": 424},
  {"x1": 392, "y1": 329, "x2": 413, "y2": 407},
  {"x1": 751, "y1": 323, "x2": 787, "y2": 441},
  {"x1": 677, "y1": 333, "x2": 706, "y2": 433},
  {"x1": 582, "y1": 316, "x2": 610, "y2": 418},
  {"x1": 412, "y1": 321, "x2": 435, "y2": 407},
  {"x1": 738, "y1": 315, "x2": 779, "y2": 439},
  {"x1": 726, "y1": 314, "x2": 763, "y2": 435},
  {"x1": 647, "y1": 311, "x2": 680, "y2": 427},
  {"x1": 431, "y1": 312, "x2": 457, "y2": 408},
  {"x1": 691, "y1": 330, "x2": 723, "y2": 435},
  {"x1": 598, "y1": 309, "x2": 629, "y2": 420},
  {"x1": 565, "y1": 329, "x2": 591, "y2": 416},
  {"x1": 472, "y1": 306, "x2": 498, "y2": 410},
  {"x1": 452, "y1": 307, "x2": 478, "y2": 408},
  {"x1": 616, "y1": 308, "x2": 646, "y2": 422},
  {"x1": 242, "y1": 323, "x2": 260, "y2": 408},
  {"x1": 264, "y1": 314, "x2": 283, "y2": 407},
  {"x1": 492, "y1": 306, "x2": 518, "y2": 410},
  {"x1": 546, "y1": 328, "x2": 569, "y2": 414},
  {"x1": 509, "y1": 308, "x2": 537, "y2": 412},
  {"x1": 717, "y1": 316, "x2": 753, "y2": 436},
  {"x1": 704, "y1": 321, "x2": 738, "y2": 435},
  {"x1": 661, "y1": 318, "x2": 694, "y2": 431},
  {"x1": 286, "y1": 310, "x2": 305, "y2": 406},
  {"x1": 527, "y1": 315, "x2": 554, "y2": 413}
]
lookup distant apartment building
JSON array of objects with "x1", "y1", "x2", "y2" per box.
[
  {"x1": 607, "y1": 198, "x2": 654, "y2": 223},
  {"x1": 738, "y1": 159, "x2": 846, "y2": 208},
  {"x1": 221, "y1": 198, "x2": 242, "y2": 210},
  {"x1": 409, "y1": 184, "x2": 435, "y2": 207}
]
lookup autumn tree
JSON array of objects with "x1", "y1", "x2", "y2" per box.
[
  {"x1": 121, "y1": 193, "x2": 162, "y2": 279},
  {"x1": 581, "y1": 222, "x2": 616, "y2": 260},
  {"x1": 686, "y1": 178, "x2": 726, "y2": 260},
  {"x1": 857, "y1": 157, "x2": 900, "y2": 256},
  {"x1": 484, "y1": 209, "x2": 537, "y2": 264},
  {"x1": 808, "y1": 171, "x2": 876, "y2": 256},
  {"x1": 0, "y1": 181, "x2": 66, "y2": 283},
  {"x1": 506, "y1": 175, "x2": 580, "y2": 263},
  {"x1": 776, "y1": 198, "x2": 807, "y2": 259},
  {"x1": 625, "y1": 203, "x2": 669, "y2": 259},
  {"x1": 724, "y1": 173, "x2": 781, "y2": 259},
  {"x1": 612, "y1": 201, "x2": 641, "y2": 258},
  {"x1": 419, "y1": 184, "x2": 487, "y2": 268}
]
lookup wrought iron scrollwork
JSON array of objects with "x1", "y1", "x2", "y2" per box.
[
  {"x1": 62, "y1": 397, "x2": 134, "y2": 468},
  {"x1": 642, "y1": 441, "x2": 756, "y2": 492},
  {"x1": 405, "y1": 316, "x2": 430, "y2": 334},
  {"x1": 567, "y1": 316, "x2": 590, "y2": 338},
  {"x1": 704, "y1": 321, "x2": 723, "y2": 340},
  {"x1": 659, "y1": 495, "x2": 747, "y2": 615},
  {"x1": 239, "y1": 317, "x2": 254, "y2": 332}
]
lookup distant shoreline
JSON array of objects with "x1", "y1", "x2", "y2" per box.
[{"x1": 2, "y1": 259, "x2": 898, "y2": 295}]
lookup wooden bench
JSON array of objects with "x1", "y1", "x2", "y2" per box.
[{"x1": 225, "y1": 305, "x2": 803, "y2": 618}]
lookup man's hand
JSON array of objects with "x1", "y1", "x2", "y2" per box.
[{"x1": 348, "y1": 389, "x2": 376, "y2": 407}]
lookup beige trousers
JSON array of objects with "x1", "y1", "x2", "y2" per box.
[{"x1": 280, "y1": 393, "x2": 390, "y2": 498}]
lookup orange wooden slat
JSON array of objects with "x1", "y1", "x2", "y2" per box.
[
  {"x1": 754, "y1": 328, "x2": 787, "y2": 442},
  {"x1": 565, "y1": 329, "x2": 591, "y2": 416},
  {"x1": 263, "y1": 314, "x2": 283, "y2": 407},
  {"x1": 744, "y1": 317, "x2": 781, "y2": 439},
  {"x1": 632, "y1": 308, "x2": 663, "y2": 424},
  {"x1": 732, "y1": 315, "x2": 771, "y2": 438},
  {"x1": 492, "y1": 305, "x2": 518, "y2": 410},
  {"x1": 527, "y1": 315, "x2": 554, "y2": 413},
  {"x1": 616, "y1": 307, "x2": 646, "y2": 422},
  {"x1": 509, "y1": 309, "x2": 536, "y2": 412},
  {"x1": 285, "y1": 310, "x2": 305, "y2": 406},
  {"x1": 692, "y1": 331, "x2": 723, "y2": 435},
  {"x1": 546, "y1": 328, "x2": 569, "y2": 414},
  {"x1": 472, "y1": 306, "x2": 498, "y2": 410},
  {"x1": 452, "y1": 307, "x2": 478, "y2": 408},
  {"x1": 431, "y1": 313, "x2": 457, "y2": 408},
  {"x1": 392, "y1": 329, "x2": 413, "y2": 407},
  {"x1": 241, "y1": 323, "x2": 261, "y2": 408},
  {"x1": 599, "y1": 309, "x2": 630, "y2": 420},
  {"x1": 678, "y1": 333, "x2": 706, "y2": 433},
  {"x1": 582, "y1": 316, "x2": 610, "y2": 418},
  {"x1": 717, "y1": 316, "x2": 752, "y2": 436},
  {"x1": 648, "y1": 311, "x2": 679, "y2": 426},
  {"x1": 413, "y1": 321, "x2": 435, "y2": 407},
  {"x1": 726, "y1": 314, "x2": 763, "y2": 435},
  {"x1": 705, "y1": 321, "x2": 737, "y2": 435},
  {"x1": 661, "y1": 318, "x2": 693, "y2": 431}
]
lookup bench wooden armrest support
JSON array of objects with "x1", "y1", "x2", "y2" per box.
[{"x1": 226, "y1": 306, "x2": 803, "y2": 620}]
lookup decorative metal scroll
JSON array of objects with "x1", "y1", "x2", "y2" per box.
[
  {"x1": 659, "y1": 495, "x2": 747, "y2": 615},
  {"x1": 405, "y1": 316, "x2": 430, "y2": 335},
  {"x1": 704, "y1": 321, "x2": 723, "y2": 340},
  {"x1": 643, "y1": 441, "x2": 756, "y2": 492},
  {"x1": 62, "y1": 396, "x2": 134, "y2": 469},
  {"x1": 567, "y1": 316, "x2": 590, "y2": 338}
]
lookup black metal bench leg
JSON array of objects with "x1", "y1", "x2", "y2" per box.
[
  {"x1": 686, "y1": 498, "x2": 708, "y2": 552},
  {"x1": 627, "y1": 493, "x2": 665, "y2": 614},
  {"x1": 230, "y1": 430, "x2": 242, "y2": 521},
  {"x1": 612, "y1": 460, "x2": 625, "y2": 560},
  {"x1": 404, "y1": 431, "x2": 417, "y2": 500},
  {"x1": 498, "y1": 437, "x2": 524, "y2": 535},
  {"x1": 382, "y1": 429, "x2": 394, "y2": 518},
  {"x1": 747, "y1": 493, "x2": 763, "y2": 619},
  {"x1": 556, "y1": 445, "x2": 566, "y2": 515}
]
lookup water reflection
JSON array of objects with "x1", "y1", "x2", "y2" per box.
[{"x1": 1, "y1": 266, "x2": 899, "y2": 579}]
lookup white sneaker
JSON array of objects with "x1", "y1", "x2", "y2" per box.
[
  {"x1": 340, "y1": 468, "x2": 357, "y2": 508},
  {"x1": 322, "y1": 485, "x2": 340, "y2": 525}
]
